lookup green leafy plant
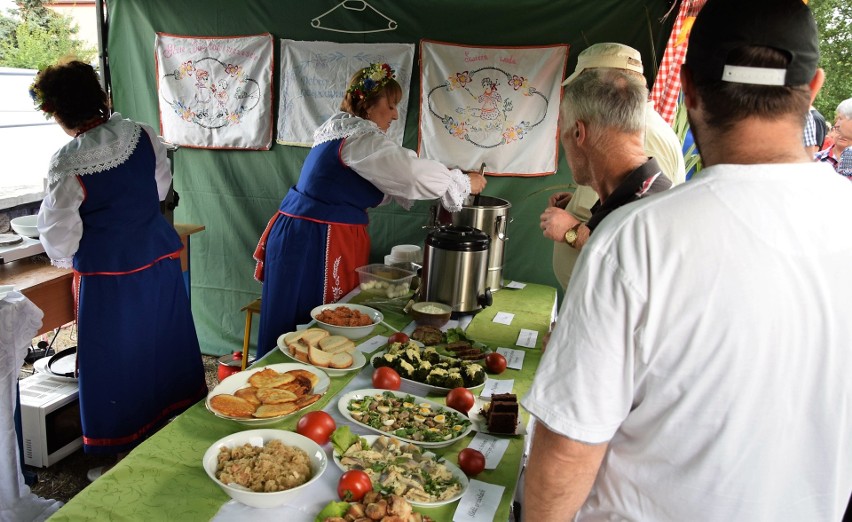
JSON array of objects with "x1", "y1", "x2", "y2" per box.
[{"x1": 672, "y1": 95, "x2": 702, "y2": 176}]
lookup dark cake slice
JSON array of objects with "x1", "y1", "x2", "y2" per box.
[{"x1": 482, "y1": 393, "x2": 518, "y2": 433}]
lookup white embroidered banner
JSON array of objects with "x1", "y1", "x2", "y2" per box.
[
  {"x1": 419, "y1": 40, "x2": 568, "y2": 176},
  {"x1": 155, "y1": 33, "x2": 274, "y2": 150},
  {"x1": 277, "y1": 40, "x2": 415, "y2": 147}
]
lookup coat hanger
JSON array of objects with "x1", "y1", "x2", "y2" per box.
[{"x1": 311, "y1": 0, "x2": 398, "y2": 34}]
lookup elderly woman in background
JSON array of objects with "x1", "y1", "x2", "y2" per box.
[
  {"x1": 815, "y1": 98, "x2": 852, "y2": 179},
  {"x1": 253, "y1": 63, "x2": 486, "y2": 358},
  {"x1": 33, "y1": 60, "x2": 207, "y2": 472}
]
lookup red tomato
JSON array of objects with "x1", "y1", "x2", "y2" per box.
[
  {"x1": 337, "y1": 470, "x2": 372, "y2": 501},
  {"x1": 485, "y1": 352, "x2": 508, "y2": 374},
  {"x1": 387, "y1": 332, "x2": 410, "y2": 345},
  {"x1": 372, "y1": 367, "x2": 402, "y2": 390},
  {"x1": 446, "y1": 387, "x2": 475, "y2": 414},
  {"x1": 458, "y1": 448, "x2": 486, "y2": 477},
  {"x1": 296, "y1": 411, "x2": 336, "y2": 445}
]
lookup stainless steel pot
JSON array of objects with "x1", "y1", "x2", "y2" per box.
[
  {"x1": 430, "y1": 195, "x2": 512, "y2": 291},
  {"x1": 420, "y1": 225, "x2": 492, "y2": 315}
]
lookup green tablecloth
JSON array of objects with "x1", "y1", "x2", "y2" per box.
[{"x1": 49, "y1": 283, "x2": 555, "y2": 521}]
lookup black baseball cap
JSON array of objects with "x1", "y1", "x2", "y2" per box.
[{"x1": 685, "y1": 0, "x2": 818, "y2": 86}]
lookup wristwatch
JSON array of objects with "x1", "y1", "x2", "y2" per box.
[{"x1": 564, "y1": 223, "x2": 582, "y2": 248}]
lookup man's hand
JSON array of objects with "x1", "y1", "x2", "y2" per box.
[
  {"x1": 540, "y1": 207, "x2": 581, "y2": 242},
  {"x1": 548, "y1": 191, "x2": 573, "y2": 209}
]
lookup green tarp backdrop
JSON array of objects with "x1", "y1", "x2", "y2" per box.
[{"x1": 106, "y1": 0, "x2": 676, "y2": 356}]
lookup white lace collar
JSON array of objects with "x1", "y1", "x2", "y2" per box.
[
  {"x1": 48, "y1": 112, "x2": 142, "y2": 185},
  {"x1": 312, "y1": 112, "x2": 383, "y2": 146}
]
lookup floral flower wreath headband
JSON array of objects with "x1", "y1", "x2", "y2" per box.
[
  {"x1": 347, "y1": 63, "x2": 396, "y2": 100},
  {"x1": 29, "y1": 77, "x2": 54, "y2": 118}
]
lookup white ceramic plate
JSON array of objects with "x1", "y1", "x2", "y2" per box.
[
  {"x1": 337, "y1": 388, "x2": 473, "y2": 448},
  {"x1": 468, "y1": 397, "x2": 526, "y2": 436},
  {"x1": 332, "y1": 434, "x2": 469, "y2": 507},
  {"x1": 309, "y1": 303, "x2": 383, "y2": 340},
  {"x1": 277, "y1": 332, "x2": 367, "y2": 376},
  {"x1": 369, "y1": 352, "x2": 486, "y2": 397},
  {"x1": 205, "y1": 363, "x2": 330, "y2": 426}
]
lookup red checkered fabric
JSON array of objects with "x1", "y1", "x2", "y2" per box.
[{"x1": 650, "y1": 0, "x2": 707, "y2": 125}]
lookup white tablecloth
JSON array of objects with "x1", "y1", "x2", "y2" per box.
[{"x1": 0, "y1": 290, "x2": 63, "y2": 521}]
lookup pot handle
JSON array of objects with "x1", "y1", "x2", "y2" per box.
[
  {"x1": 424, "y1": 202, "x2": 439, "y2": 230},
  {"x1": 496, "y1": 215, "x2": 509, "y2": 241}
]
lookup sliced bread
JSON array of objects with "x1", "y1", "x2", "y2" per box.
[
  {"x1": 329, "y1": 351, "x2": 353, "y2": 369},
  {"x1": 292, "y1": 342, "x2": 309, "y2": 363},
  {"x1": 308, "y1": 344, "x2": 333, "y2": 367},
  {"x1": 320, "y1": 335, "x2": 356, "y2": 354},
  {"x1": 300, "y1": 327, "x2": 330, "y2": 347}
]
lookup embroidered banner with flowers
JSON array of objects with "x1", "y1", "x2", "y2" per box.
[
  {"x1": 155, "y1": 32, "x2": 274, "y2": 150},
  {"x1": 419, "y1": 40, "x2": 568, "y2": 176},
  {"x1": 276, "y1": 40, "x2": 415, "y2": 147}
]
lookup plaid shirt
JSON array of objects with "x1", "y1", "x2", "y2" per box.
[
  {"x1": 803, "y1": 112, "x2": 818, "y2": 147},
  {"x1": 815, "y1": 146, "x2": 852, "y2": 179},
  {"x1": 839, "y1": 148, "x2": 852, "y2": 178}
]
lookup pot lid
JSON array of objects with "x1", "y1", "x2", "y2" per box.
[{"x1": 426, "y1": 225, "x2": 490, "y2": 251}]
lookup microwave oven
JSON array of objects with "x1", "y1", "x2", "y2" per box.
[{"x1": 19, "y1": 372, "x2": 83, "y2": 467}]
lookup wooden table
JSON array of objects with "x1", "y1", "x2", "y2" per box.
[{"x1": 0, "y1": 224, "x2": 205, "y2": 336}]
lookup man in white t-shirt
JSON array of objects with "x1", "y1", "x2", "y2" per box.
[
  {"x1": 548, "y1": 42, "x2": 686, "y2": 290},
  {"x1": 521, "y1": 0, "x2": 852, "y2": 520}
]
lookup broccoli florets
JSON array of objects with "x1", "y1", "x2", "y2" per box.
[{"x1": 462, "y1": 363, "x2": 486, "y2": 386}]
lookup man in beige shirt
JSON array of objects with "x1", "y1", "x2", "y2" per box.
[{"x1": 548, "y1": 43, "x2": 686, "y2": 289}]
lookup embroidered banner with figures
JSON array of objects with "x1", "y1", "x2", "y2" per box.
[
  {"x1": 276, "y1": 40, "x2": 415, "y2": 147},
  {"x1": 155, "y1": 33, "x2": 274, "y2": 150},
  {"x1": 419, "y1": 40, "x2": 568, "y2": 176}
]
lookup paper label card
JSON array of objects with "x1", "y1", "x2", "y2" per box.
[
  {"x1": 504, "y1": 281, "x2": 526, "y2": 289},
  {"x1": 480, "y1": 378, "x2": 514, "y2": 398},
  {"x1": 492, "y1": 312, "x2": 514, "y2": 325},
  {"x1": 516, "y1": 328, "x2": 538, "y2": 348},
  {"x1": 469, "y1": 432, "x2": 510, "y2": 469},
  {"x1": 495, "y1": 347, "x2": 524, "y2": 369},
  {"x1": 453, "y1": 479, "x2": 506, "y2": 522},
  {"x1": 357, "y1": 335, "x2": 388, "y2": 354}
]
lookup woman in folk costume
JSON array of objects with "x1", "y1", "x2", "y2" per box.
[
  {"x1": 254, "y1": 63, "x2": 486, "y2": 358},
  {"x1": 33, "y1": 60, "x2": 207, "y2": 463}
]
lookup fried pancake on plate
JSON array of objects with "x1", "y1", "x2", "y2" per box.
[
  {"x1": 255, "y1": 387, "x2": 298, "y2": 404},
  {"x1": 286, "y1": 369, "x2": 320, "y2": 388},
  {"x1": 210, "y1": 394, "x2": 257, "y2": 418},
  {"x1": 276, "y1": 375, "x2": 312, "y2": 396},
  {"x1": 253, "y1": 402, "x2": 299, "y2": 418},
  {"x1": 248, "y1": 368, "x2": 296, "y2": 388},
  {"x1": 293, "y1": 393, "x2": 321, "y2": 409},
  {"x1": 234, "y1": 386, "x2": 261, "y2": 405}
]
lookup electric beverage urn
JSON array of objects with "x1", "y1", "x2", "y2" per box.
[
  {"x1": 420, "y1": 225, "x2": 493, "y2": 316},
  {"x1": 429, "y1": 195, "x2": 512, "y2": 291}
]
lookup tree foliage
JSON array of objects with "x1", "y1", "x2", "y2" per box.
[
  {"x1": 810, "y1": 0, "x2": 852, "y2": 121},
  {"x1": 0, "y1": 0, "x2": 96, "y2": 69}
]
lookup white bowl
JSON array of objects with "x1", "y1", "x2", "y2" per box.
[
  {"x1": 310, "y1": 303, "x2": 383, "y2": 340},
  {"x1": 202, "y1": 429, "x2": 328, "y2": 509},
  {"x1": 10, "y1": 215, "x2": 39, "y2": 238}
]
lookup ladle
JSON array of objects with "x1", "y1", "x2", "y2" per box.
[{"x1": 471, "y1": 162, "x2": 486, "y2": 206}]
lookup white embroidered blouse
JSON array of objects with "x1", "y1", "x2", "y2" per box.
[
  {"x1": 314, "y1": 112, "x2": 471, "y2": 212},
  {"x1": 37, "y1": 113, "x2": 171, "y2": 269}
]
